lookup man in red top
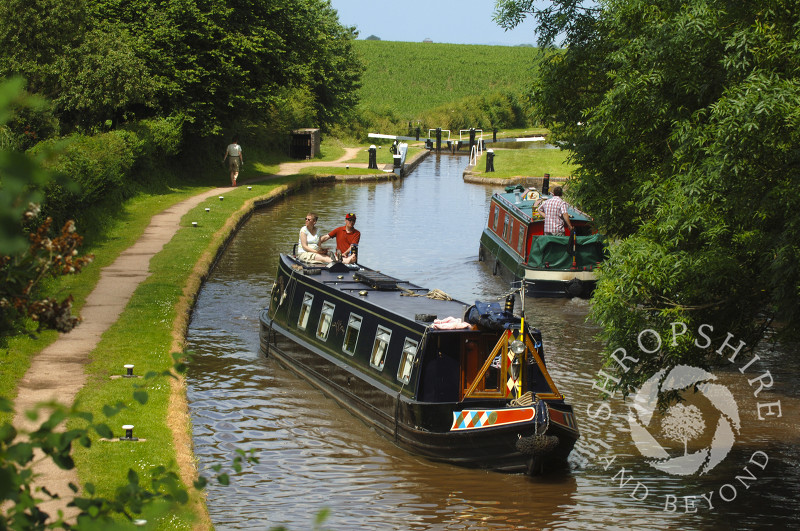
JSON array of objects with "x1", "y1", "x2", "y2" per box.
[{"x1": 320, "y1": 212, "x2": 361, "y2": 264}]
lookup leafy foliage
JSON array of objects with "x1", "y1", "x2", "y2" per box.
[
  {"x1": 0, "y1": 215, "x2": 93, "y2": 334},
  {"x1": 0, "y1": 370, "x2": 260, "y2": 529},
  {"x1": 495, "y1": 0, "x2": 800, "y2": 392},
  {"x1": 0, "y1": 0, "x2": 363, "y2": 137},
  {"x1": 0, "y1": 79, "x2": 93, "y2": 335}
]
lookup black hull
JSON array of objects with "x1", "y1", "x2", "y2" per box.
[
  {"x1": 262, "y1": 322, "x2": 576, "y2": 473},
  {"x1": 259, "y1": 254, "x2": 579, "y2": 474}
]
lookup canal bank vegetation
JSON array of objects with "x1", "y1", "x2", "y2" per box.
[
  {"x1": 69, "y1": 176, "x2": 301, "y2": 528},
  {"x1": 470, "y1": 146, "x2": 577, "y2": 181},
  {"x1": 2, "y1": 98, "x2": 314, "y2": 527},
  {"x1": 496, "y1": 0, "x2": 800, "y2": 393},
  {"x1": 0, "y1": 2, "x2": 563, "y2": 526}
]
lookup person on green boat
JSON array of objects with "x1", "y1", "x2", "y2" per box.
[{"x1": 538, "y1": 186, "x2": 574, "y2": 235}]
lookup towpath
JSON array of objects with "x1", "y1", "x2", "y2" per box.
[{"x1": 10, "y1": 147, "x2": 363, "y2": 524}]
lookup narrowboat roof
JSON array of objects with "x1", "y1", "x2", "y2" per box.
[
  {"x1": 279, "y1": 254, "x2": 473, "y2": 325},
  {"x1": 494, "y1": 190, "x2": 593, "y2": 223}
]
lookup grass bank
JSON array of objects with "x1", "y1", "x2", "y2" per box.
[
  {"x1": 2, "y1": 144, "x2": 322, "y2": 526},
  {"x1": 470, "y1": 145, "x2": 578, "y2": 180},
  {"x1": 0, "y1": 184, "x2": 213, "y2": 426},
  {"x1": 69, "y1": 175, "x2": 304, "y2": 528}
]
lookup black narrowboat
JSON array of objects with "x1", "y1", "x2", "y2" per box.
[{"x1": 259, "y1": 253, "x2": 579, "y2": 474}]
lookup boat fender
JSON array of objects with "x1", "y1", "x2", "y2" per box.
[
  {"x1": 516, "y1": 433, "x2": 559, "y2": 455},
  {"x1": 415, "y1": 313, "x2": 437, "y2": 322},
  {"x1": 566, "y1": 278, "x2": 583, "y2": 297}
]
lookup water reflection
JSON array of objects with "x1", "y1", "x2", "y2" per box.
[{"x1": 186, "y1": 154, "x2": 799, "y2": 529}]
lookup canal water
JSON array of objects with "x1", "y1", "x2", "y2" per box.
[{"x1": 185, "y1": 154, "x2": 799, "y2": 530}]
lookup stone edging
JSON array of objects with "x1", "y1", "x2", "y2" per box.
[
  {"x1": 305, "y1": 149, "x2": 431, "y2": 182},
  {"x1": 463, "y1": 170, "x2": 548, "y2": 188}
]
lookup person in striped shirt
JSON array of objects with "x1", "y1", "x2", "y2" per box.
[{"x1": 537, "y1": 186, "x2": 574, "y2": 235}]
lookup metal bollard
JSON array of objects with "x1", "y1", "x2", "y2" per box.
[
  {"x1": 486, "y1": 149, "x2": 495, "y2": 172},
  {"x1": 368, "y1": 145, "x2": 378, "y2": 169},
  {"x1": 120, "y1": 424, "x2": 139, "y2": 441}
]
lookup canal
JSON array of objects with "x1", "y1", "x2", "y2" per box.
[{"x1": 185, "y1": 153, "x2": 799, "y2": 529}]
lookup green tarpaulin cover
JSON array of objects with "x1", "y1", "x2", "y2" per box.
[{"x1": 527, "y1": 234, "x2": 606, "y2": 269}]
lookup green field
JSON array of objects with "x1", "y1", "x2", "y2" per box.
[{"x1": 353, "y1": 40, "x2": 544, "y2": 120}]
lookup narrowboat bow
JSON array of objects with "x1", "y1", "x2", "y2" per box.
[
  {"x1": 479, "y1": 185, "x2": 607, "y2": 297},
  {"x1": 259, "y1": 253, "x2": 578, "y2": 474}
]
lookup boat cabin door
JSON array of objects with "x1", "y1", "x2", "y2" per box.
[{"x1": 459, "y1": 333, "x2": 506, "y2": 400}]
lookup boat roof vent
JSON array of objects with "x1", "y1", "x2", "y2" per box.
[{"x1": 353, "y1": 271, "x2": 401, "y2": 291}]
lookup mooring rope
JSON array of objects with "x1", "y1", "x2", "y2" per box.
[
  {"x1": 509, "y1": 391, "x2": 534, "y2": 407},
  {"x1": 399, "y1": 287, "x2": 453, "y2": 300}
]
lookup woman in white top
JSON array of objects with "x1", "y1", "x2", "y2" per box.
[
  {"x1": 297, "y1": 212, "x2": 332, "y2": 263},
  {"x1": 223, "y1": 136, "x2": 243, "y2": 186}
]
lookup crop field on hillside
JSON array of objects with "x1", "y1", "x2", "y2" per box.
[{"x1": 354, "y1": 40, "x2": 545, "y2": 119}]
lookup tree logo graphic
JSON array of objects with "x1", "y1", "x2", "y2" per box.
[{"x1": 628, "y1": 365, "x2": 741, "y2": 476}]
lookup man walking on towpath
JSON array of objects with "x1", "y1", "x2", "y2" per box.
[
  {"x1": 223, "y1": 136, "x2": 243, "y2": 186},
  {"x1": 537, "y1": 186, "x2": 574, "y2": 235}
]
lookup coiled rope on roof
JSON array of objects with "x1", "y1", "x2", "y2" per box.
[{"x1": 399, "y1": 287, "x2": 452, "y2": 300}]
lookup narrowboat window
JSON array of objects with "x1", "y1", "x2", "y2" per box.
[
  {"x1": 517, "y1": 225, "x2": 525, "y2": 254},
  {"x1": 342, "y1": 313, "x2": 363, "y2": 355},
  {"x1": 397, "y1": 338, "x2": 419, "y2": 384},
  {"x1": 502, "y1": 213, "x2": 510, "y2": 240},
  {"x1": 297, "y1": 292, "x2": 314, "y2": 330},
  {"x1": 370, "y1": 326, "x2": 392, "y2": 370},
  {"x1": 492, "y1": 205, "x2": 499, "y2": 231},
  {"x1": 316, "y1": 301, "x2": 335, "y2": 341}
]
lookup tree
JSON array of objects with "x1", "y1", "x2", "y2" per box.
[
  {"x1": 0, "y1": 0, "x2": 363, "y2": 137},
  {"x1": 661, "y1": 403, "x2": 705, "y2": 456},
  {"x1": 55, "y1": 26, "x2": 160, "y2": 130},
  {"x1": 494, "y1": 0, "x2": 800, "y2": 393}
]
